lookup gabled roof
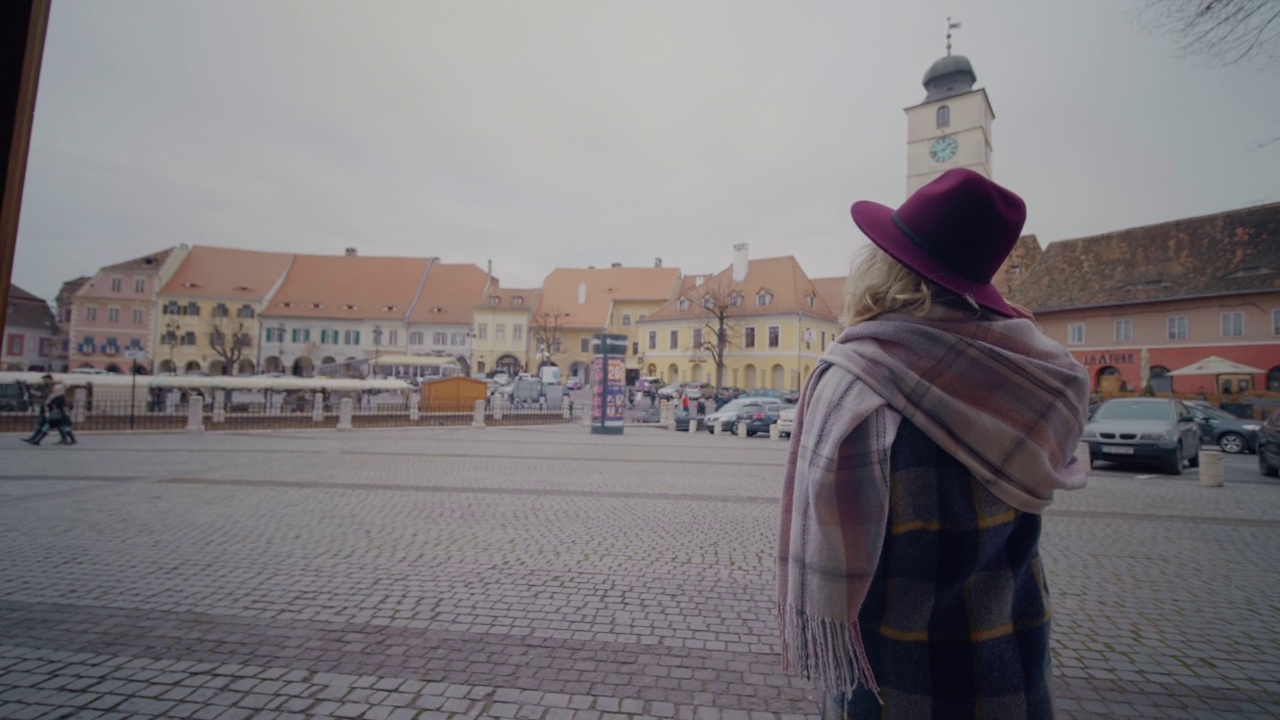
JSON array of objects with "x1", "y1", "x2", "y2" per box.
[
  {"x1": 476, "y1": 286, "x2": 540, "y2": 312},
  {"x1": 534, "y1": 266, "x2": 682, "y2": 329},
  {"x1": 57, "y1": 277, "x2": 90, "y2": 303},
  {"x1": 644, "y1": 256, "x2": 839, "y2": 323},
  {"x1": 101, "y1": 248, "x2": 173, "y2": 273},
  {"x1": 810, "y1": 277, "x2": 846, "y2": 322},
  {"x1": 159, "y1": 246, "x2": 295, "y2": 301},
  {"x1": 1007, "y1": 202, "x2": 1280, "y2": 312},
  {"x1": 6, "y1": 285, "x2": 56, "y2": 331},
  {"x1": 262, "y1": 254, "x2": 432, "y2": 320},
  {"x1": 407, "y1": 263, "x2": 491, "y2": 325}
]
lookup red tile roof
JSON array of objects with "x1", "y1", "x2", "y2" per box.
[
  {"x1": 160, "y1": 246, "x2": 296, "y2": 300},
  {"x1": 263, "y1": 255, "x2": 432, "y2": 320},
  {"x1": 645, "y1": 256, "x2": 838, "y2": 323},
  {"x1": 535, "y1": 266, "x2": 682, "y2": 328},
  {"x1": 407, "y1": 263, "x2": 491, "y2": 325},
  {"x1": 476, "y1": 286, "x2": 540, "y2": 311}
]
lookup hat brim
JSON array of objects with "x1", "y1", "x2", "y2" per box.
[{"x1": 850, "y1": 200, "x2": 1018, "y2": 319}]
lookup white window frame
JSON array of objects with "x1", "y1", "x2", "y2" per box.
[
  {"x1": 1167, "y1": 316, "x2": 1188, "y2": 341},
  {"x1": 757, "y1": 292, "x2": 771, "y2": 307},
  {"x1": 1114, "y1": 319, "x2": 1133, "y2": 343},
  {"x1": 131, "y1": 308, "x2": 144, "y2": 324},
  {"x1": 408, "y1": 331, "x2": 424, "y2": 345},
  {"x1": 477, "y1": 324, "x2": 488, "y2": 340},
  {"x1": 110, "y1": 277, "x2": 122, "y2": 292},
  {"x1": 669, "y1": 329, "x2": 679, "y2": 349},
  {"x1": 744, "y1": 326, "x2": 756, "y2": 349},
  {"x1": 621, "y1": 314, "x2": 632, "y2": 326},
  {"x1": 767, "y1": 325, "x2": 780, "y2": 348},
  {"x1": 85, "y1": 306, "x2": 97, "y2": 321},
  {"x1": 1067, "y1": 323, "x2": 1084, "y2": 346},
  {"x1": 648, "y1": 330, "x2": 657, "y2": 350},
  {"x1": 692, "y1": 327, "x2": 703, "y2": 349},
  {"x1": 513, "y1": 325, "x2": 523, "y2": 341},
  {"x1": 134, "y1": 277, "x2": 146, "y2": 293},
  {"x1": 432, "y1": 332, "x2": 448, "y2": 346},
  {"x1": 677, "y1": 298, "x2": 690, "y2": 311},
  {"x1": 1221, "y1": 311, "x2": 1244, "y2": 338},
  {"x1": 387, "y1": 330, "x2": 399, "y2": 346},
  {"x1": 106, "y1": 307, "x2": 120, "y2": 323}
]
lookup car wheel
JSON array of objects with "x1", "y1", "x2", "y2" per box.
[
  {"x1": 1165, "y1": 444, "x2": 1184, "y2": 476},
  {"x1": 1261, "y1": 452, "x2": 1280, "y2": 478},
  {"x1": 746, "y1": 430, "x2": 756, "y2": 437},
  {"x1": 1188, "y1": 451, "x2": 1199, "y2": 468},
  {"x1": 1218, "y1": 432, "x2": 1246, "y2": 454}
]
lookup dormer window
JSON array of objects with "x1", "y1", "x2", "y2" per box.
[
  {"x1": 490, "y1": 297, "x2": 501, "y2": 306},
  {"x1": 280, "y1": 301, "x2": 295, "y2": 308},
  {"x1": 702, "y1": 296, "x2": 715, "y2": 309},
  {"x1": 343, "y1": 304, "x2": 358, "y2": 311},
  {"x1": 757, "y1": 291, "x2": 772, "y2": 307},
  {"x1": 512, "y1": 296, "x2": 523, "y2": 307},
  {"x1": 382, "y1": 305, "x2": 397, "y2": 312},
  {"x1": 309, "y1": 303, "x2": 324, "y2": 309},
  {"x1": 677, "y1": 297, "x2": 691, "y2": 312},
  {"x1": 936, "y1": 105, "x2": 950, "y2": 130},
  {"x1": 730, "y1": 293, "x2": 743, "y2": 307},
  {"x1": 806, "y1": 294, "x2": 815, "y2": 308}
]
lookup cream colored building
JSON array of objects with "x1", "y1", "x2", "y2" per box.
[
  {"x1": 471, "y1": 286, "x2": 539, "y2": 376},
  {"x1": 637, "y1": 245, "x2": 840, "y2": 391},
  {"x1": 905, "y1": 53, "x2": 993, "y2": 195}
]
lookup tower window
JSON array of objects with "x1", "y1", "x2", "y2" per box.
[{"x1": 936, "y1": 105, "x2": 950, "y2": 130}]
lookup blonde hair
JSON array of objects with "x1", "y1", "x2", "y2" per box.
[{"x1": 841, "y1": 246, "x2": 939, "y2": 328}]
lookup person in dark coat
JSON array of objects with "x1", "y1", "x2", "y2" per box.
[{"x1": 22, "y1": 375, "x2": 76, "y2": 446}]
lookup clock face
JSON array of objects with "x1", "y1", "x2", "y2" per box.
[{"x1": 929, "y1": 135, "x2": 959, "y2": 163}]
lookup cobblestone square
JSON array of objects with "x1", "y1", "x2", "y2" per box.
[{"x1": 1, "y1": 426, "x2": 1278, "y2": 719}]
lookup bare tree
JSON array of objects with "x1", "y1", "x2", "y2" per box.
[
  {"x1": 690, "y1": 282, "x2": 739, "y2": 391},
  {"x1": 1133, "y1": 0, "x2": 1280, "y2": 68},
  {"x1": 531, "y1": 307, "x2": 570, "y2": 369},
  {"x1": 209, "y1": 316, "x2": 252, "y2": 376}
]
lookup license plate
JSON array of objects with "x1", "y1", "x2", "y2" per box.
[{"x1": 1102, "y1": 445, "x2": 1135, "y2": 455}]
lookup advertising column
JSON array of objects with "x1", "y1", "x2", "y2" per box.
[{"x1": 590, "y1": 333, "x2": 628, "y2": 435}]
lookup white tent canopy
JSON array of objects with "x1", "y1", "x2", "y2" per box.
[
  {"x1": 1166, "y1": 356, "x2": 1264, "y2": 376},
  {"x1": 369, "y1": 355, "x2": 458, "y2": 368}
]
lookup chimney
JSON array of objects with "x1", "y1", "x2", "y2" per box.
[
  {"x1": 611, "y1": 262, "x2": 622, "y2": 268},
  {"x1": 487, "y1": 259, "x2": 492, "y2": 278},
  {"x1": 694, "y1": 275, "x2": 705, "y2": 287},
  {"x1": 578, "y1": 282, "x2": 587, "y2": 304},
  {"x1": 654, "y1": 257, "x2": 662, "y2": 268},
  {"x1": 732, "y1": 243, "x2": 749, "y2": 283},
  {"x1": 345, "y1": 248, "x2": 358, "y2": 256}
]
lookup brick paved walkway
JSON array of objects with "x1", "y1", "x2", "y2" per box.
[{"x1": 1, "y1": 426, "x2": 1277, "y2": 719}]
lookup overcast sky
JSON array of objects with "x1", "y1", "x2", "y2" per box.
[{"x1": 13, "y1": 0, "x2": 1280, "y2": 301}]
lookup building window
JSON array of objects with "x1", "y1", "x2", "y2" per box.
[
  {"x1": 702, "y1": 296, "x2": 714, "y2": 309},
  {"x1": 1167, "y1": 316, "x2": 1188, "y2": 340},
  {"x1": 512, "y1": 296, "x2": 523, "y2": 307},
  {"x1": 238, "y1": 304, "x2": 255, "y2": 319},
  {"x1": 495, "y1": 324, "x2": 506, "y2": 343},
  {"x1": 409, "y1": 331, "x2": 424, "y2": 345},
  {"x1": 134, "y1": 278, "x2": 146, "y2": 293},
  {"x1": 78, "y1": 336, "x2": 96, "y2": 354},
  {"x1": 490, "y1": 296, "x2": 501, "y2": 306},
  {"x1": 1272, "y1": 309, "x2": 1280, "y2": 336},
  {"x1": 131, "y1": 308, "x2": 144, "y2": 324},
  {"x1": 936, "y1": 105, "x2": 950, "y2": 129},
  {"x1": 678, "y1": 298, "x2": 690, "y2": 311},
  {"x1": 552, "y1": 337, "x2": 562, "y2": 353},
  {"x1": 622, "y1": 314, "x2": 632, "y2": 326},
  {"x1": 387, "y1": 330, "x2": 399, "y2": 346},
  {"x1": 432, "y1": 332, "x2": 447, "y2": 345},
  {"x1": 181, "y1": 332, "x2": 196, "y2": 346},
  {"x1": 1068, "y1": 323, "x2": 1084, "y2": 345},
  {"x1": 729, "y1": 293, "x2": 742, "y2": 307},
  {"x1": 744, "y1": 326, "x2": 756, "y2": 348},
  {"x1": 757, "y1": 292, "x2": 772, "y2": 307},
  {"x1": 451, "y1": 332, "x2": 466, "y2": 346},
  {"x1": 1221, "y1": 311, "x2": 1244, "y2": 338},
  {"x1": 692, "y1": 328, "x2": 703, "y2": 349},
  {"x1": 264, "y1": 328, "x2": 280, "y2": 343},
  {"x1": 477, "y1": 324, "x2": 488, "y2": 340},
  {"x1": 632, "y1": 341, "x2": 639, "y2": 355},
  {"x1": 344, "y1": 330, "x2": 361, "y2": 345},
  {"x1": 513, "y1": 325, "x2": 523, "y2": 341},
  {"x1": 107, "y1": 307, "x2": 120, "y2": 323},
  {"x1": 291, "y1": 328, "x2": 310, "y2": 343},
  {"x1": 669, "y1": 330, "x2": 679, "y2": 349},
  {"x1": 85, "y1": 306, "x2": 97, "y2": 321},
  {"x1": 110, "y1": 277, "x2": 122, "y2": 292},
  {"x1": 1114, "y1": 319, "x2": 1133, "y2": 342},
  {"x1": 6, "y1": 334, "x2": 22, "y2": 355},
  {"x1": 648, "y1": 330, "x2": 657, "y2": 350},
  {"x1": 580, "y1": 337, "x2": 590, "y2": 352},
  {"x1": 768, "y1": 325, "x2": 780, "y2": 348},
  {"x1": 213, "y1": 303, "x2": 229, "y2": 317},
  {"x1": 39, "y1": 338, "x2": 52, "y2": 357}
]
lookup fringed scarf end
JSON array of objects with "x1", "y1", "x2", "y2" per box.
[{"x1": 778, "y1": 603, "x2": 882, "y2": 705}]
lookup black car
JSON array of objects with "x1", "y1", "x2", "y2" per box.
[
  {"x1": 1185, "y1": 400, "x2": 1261, "y2": 454},
  {"x1": 638, "y1": 406, "x2": 704, "y2": 431},
  {"x1": 1258, "y1": 409, "x2": 1280, "y2": 478}
]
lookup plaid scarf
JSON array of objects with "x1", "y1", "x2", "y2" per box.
[{"x1": 777, "y1": 308, "x2": 1089, "y2": 698}]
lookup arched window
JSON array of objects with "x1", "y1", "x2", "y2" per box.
[{"x1": 936, "y1": 105, "x2": 950, "y2": 129}]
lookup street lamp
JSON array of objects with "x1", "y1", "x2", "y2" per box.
[
  {"x1": 466, "y1": 329, "x2": 475, "y2": 377},
  {"x1": 372, "y1": 325, "x2": 383, "y2": 378},
  {"x1": 277, "y1": 323, "x2": 286, "y2": 374},
  {"x1": 164, "y1": 318, "x2": 179, "y2": 372}
]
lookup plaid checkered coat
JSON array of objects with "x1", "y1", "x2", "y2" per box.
[{"x1": 820, "y1": 418, "x2": 1055, "y2": 719}]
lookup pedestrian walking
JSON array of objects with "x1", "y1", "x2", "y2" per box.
[
  {"x1": 695, "y1": 398, "x2": 706, "y2": 417},
  {"x1": 778, "y1": 169, "x2": 1088, "y2": 719},
  {"x1": 21, "y1": 374, "x2": 76, "y2": 446},
  {"x1": 680, "y1": 393, "x2": 690, "y2": 413}
]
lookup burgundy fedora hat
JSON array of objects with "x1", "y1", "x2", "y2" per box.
[{"x1": 850, "y1": 168, "x2": 1026, "y2": 318}]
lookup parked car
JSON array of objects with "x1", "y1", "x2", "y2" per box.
[
  {"x1": 657, "y1": 383, "x2": 683, "y2": 399},
  {"x1": 1083, "y1": 398, "x2": 1202, "y2": 475},
  {"x1": 0, "y1": 381, "x2": 31, "y2": 412},
  {"x1": 1185, "y1": 400, "x2": 1260, "y2": 454},
  {"x1": 777, "y1": 406, "x2": 797, "y2": 438},
  {"x1": 740, "y1": 388, "x2": 797, "y2": 403},
  {"x1": 739, "y1": 403, "x2": 788, "y2": 436},
  {"x1": 1258, "y1": 409, "x2": 1280, "y2": 478},
  {"x1": 704, "y1": 397, "x2": 763, "y2": 431},
  {"x1": 71, "y1": 367, "x2": 109, "y2": 375},
  {"x1": 638, "y1": 406, "x2": 704, "y2": 431}
]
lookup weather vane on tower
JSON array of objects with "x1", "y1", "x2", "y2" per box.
[{"x1": 946, "y1": 17, "x2": 961, "y2": 56}]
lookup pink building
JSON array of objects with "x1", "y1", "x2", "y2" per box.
[
  {"x1": 3, "y1": 285, "x2": 57, "y2": 371},
  {"x1": 68, "y1": 247, "x2": 188, "y2": 373}
]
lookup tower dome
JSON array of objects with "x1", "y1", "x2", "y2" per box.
[{"x1": 922, "y1": 54, "x2": 976, "y2": 103}]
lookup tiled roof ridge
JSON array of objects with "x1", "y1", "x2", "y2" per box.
[
  {"x1": 8, "y1": 284, "x2": 42, "y2": 302},
  {"x1": 102, "y1": 247, "x2": 174, "y2": 272}
]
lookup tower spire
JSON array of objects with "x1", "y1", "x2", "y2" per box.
[{"x1": 946, "y1": 17, "x2": 961, "y2": 56}]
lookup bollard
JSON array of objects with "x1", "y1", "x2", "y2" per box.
[
  {"x1": 1074, "y1": 442, "x2": 1091, "y2": 470},
  {"x1": 769, "y1": 424, "x2": 781, "y2": 441},
  {"x1": 336, "y1": 397, "x2": 354, "y2": 431},
  {"x1": 562, "y1": 402, "x2": 571, "y2": 420},
  {"x1": 737, "y1": 421, "x2": 747, "y2": 438},
  {"x1": 72, "y1": 388, "x2": 88, "y2": 424},
  {"x1": 212, "y1": 390, "x2": 226, "y2": 424},
  {"x1": 472, "y1": 398, "x2": 486, "y2": 428},
  {"x1": 493, "y1": 398, "x2": 504, "y2": 420},
  {"x1": 313, "y1": 393, "x2": 325, "y2": 423},
  {"x1": 1198, "y1": 451, "x2": 1224, "y2": 487},
  {"x1": 687, "y1": 417, "x2": 697, "y2": 434},
  {"x1": 714, "y1": 419, "x2": 723, "y2": 436},
  {"x1": 409, "y1": 393, "x2": 421, "y2": 422},
  {"x1": 185, "y1": 396, "x2": 204, "y2": 433}
]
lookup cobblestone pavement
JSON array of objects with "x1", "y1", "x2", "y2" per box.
[{"x1": 1, "y1": 426, "x2": 1277, "y2": 719}]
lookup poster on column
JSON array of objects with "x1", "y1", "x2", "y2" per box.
[
  {"x1": 591, "y1": 356, "x2": 605, "y2": 424},
  {"x1": 605, "y1": 356, "x2": 625, "y2": 427}
]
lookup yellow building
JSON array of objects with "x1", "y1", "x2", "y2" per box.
[
  {"x1": 155, "y1": 247, "x2": 294, "y2": 375},
  {"x1": 471, "y1": 286, "x2": 539, "y2": 376},
  {"x1": 533, "y1": 264, "x2": 682, "y2": 384},
  {"x1": 637, "y1": 247, "x2": 841, "y2": 391}
]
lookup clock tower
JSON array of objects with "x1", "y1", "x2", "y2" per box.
[{"x1": 905, "y1": 37, "x2": 993, "y2": 195}]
